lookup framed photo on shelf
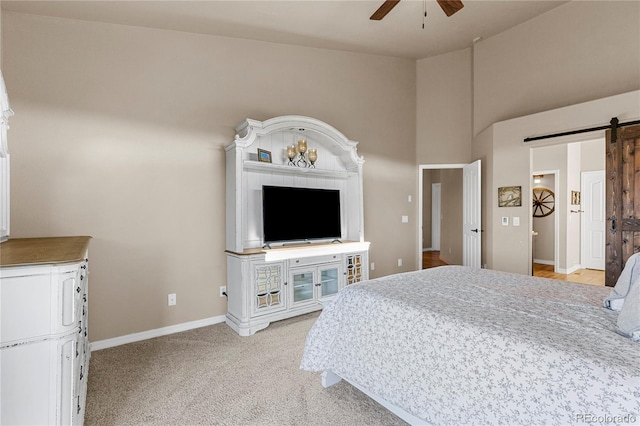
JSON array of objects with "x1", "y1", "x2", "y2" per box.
[
  {"x1": 498, "y1": 186, "x2": 522, "y2": 207},
  {"x1": 257, "y1": 148, "x2": 272, "y2": 163}
]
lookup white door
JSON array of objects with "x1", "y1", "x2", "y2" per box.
[
  {"x1": 581, "y1": 170, "x2": 605, "y2": 270},
  {"x1": 463, "y1": 160, "x2": 481, "y2": 268},
  {"x1": 431, "y1": 183, "x2": 441, "y2": 251}
]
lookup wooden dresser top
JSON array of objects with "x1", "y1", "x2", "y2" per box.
[{"x1": 0, "y1": 236, "x2": 92, "y2": 268}]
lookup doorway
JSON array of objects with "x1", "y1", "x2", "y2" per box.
[
  {"x1": 530, "y1": 139, "x2": 605, "y2": 285},
  {"x1": 418, "y1": 162, "x2": 481, "y2": 269},
  {"x1": 532, "y1": 171, "x2": 558, "y2": 272},
  {"x1": 420, "y1": 168, "x2": 461, "y2": 269}
]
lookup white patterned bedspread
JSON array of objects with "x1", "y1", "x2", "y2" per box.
[{"x1": 300, "y1": 266, "x2": 640, "y2": 425}]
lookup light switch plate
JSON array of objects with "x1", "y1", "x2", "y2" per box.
[
  {"x1": 513, "y1": 217, "x2": 520, "y2": 226},
  {"x1": 501, "y1": 217, "x2": 509, "y2": 226}
]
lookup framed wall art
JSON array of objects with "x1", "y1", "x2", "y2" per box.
[
  {"x1": 571, "y1": 190, "x2": 581, "y2": 205},
  {"x1": 498, "y1": 186, "x2": 522, "y2": 207}
]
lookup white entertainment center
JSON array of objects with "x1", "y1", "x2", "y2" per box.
[{"x1": 225, "y1": 115, "x2": 370, "y2": 336}]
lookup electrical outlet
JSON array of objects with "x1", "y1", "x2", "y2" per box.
[
  {"x1": 168, "y1": 293, "x2": 176, "y2": 306},
  {"x1": 370, "y1": 262, "x2": 375, "y2": 271},
  {"x1": 398, "y1": 258, "x2": 403, "y2": 267},
  {"x1": 220, "y1": 286, "x2": 227, "y2": 297}
]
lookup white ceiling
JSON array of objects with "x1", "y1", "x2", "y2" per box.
[{"x1": 1, "y1": 0, "x2": 568, "y2": 59}]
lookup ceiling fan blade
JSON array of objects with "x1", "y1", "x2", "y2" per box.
[
  {"x1": 370, "y1": 0, "x2": 401, "y2": 20},
  {"x1": 436, "y1": 0, "x2": 464, "y2": 17}
]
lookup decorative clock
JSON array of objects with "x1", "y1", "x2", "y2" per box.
[{"x1": 532, "y1": 187, "x2": 555, "y2": 217}]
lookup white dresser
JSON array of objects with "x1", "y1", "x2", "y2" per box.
[{"x1": 1, "y1": 236, "x2": 91, "y2": 425}]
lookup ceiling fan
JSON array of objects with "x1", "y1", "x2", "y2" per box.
[{"x1": 370, "y1": 0, "x2": 464, "y2": 20}]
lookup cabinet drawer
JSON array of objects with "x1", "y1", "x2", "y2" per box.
[
  {"x1": 0, "y1": 333, "x2": 78, "y2": 426},
  {"x1": 1, "y1": 263, "x2": 85, "y2": 345},
  {"x1": 289, "y1": 254, "x2": 341, "y2": 267}
]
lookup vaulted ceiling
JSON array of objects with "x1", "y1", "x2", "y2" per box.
[{"x1": 1, "y1": 0, "x2": 568, "y2": 59}]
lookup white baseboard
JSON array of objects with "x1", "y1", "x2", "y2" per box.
[
  {"x1": 534, "y1": 259, "x2": 582, "y2": 275},
  {"x1": 90, "y1": 314, "x2": 227, "y2": 351},
  {"x1": 557, "y1": 264, "x2": 581, "y2": 275}
]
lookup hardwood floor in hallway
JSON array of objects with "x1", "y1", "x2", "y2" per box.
[
  {"x1": 422, "y1": 252, "x2": 605, "y2": 287},
  {"x1": 422, "y1": 251, "x2": 448, "y2": 269},
  {"x1": 533, "y1": 263, "x2": 605, "y2": 286}
]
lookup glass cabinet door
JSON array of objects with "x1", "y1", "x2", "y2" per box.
[
  {"x1": 291, "y1": 270, "x2": 315, "y2": 304},
  {"x1": 319, "y1": 266, "x2": 339, "y2": 298}
]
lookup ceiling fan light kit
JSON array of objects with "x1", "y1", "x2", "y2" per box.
[{"x1": 370, "y1": 0, "x2": 464, "y2": 21}]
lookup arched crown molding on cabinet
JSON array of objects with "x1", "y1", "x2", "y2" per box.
[
  {"x1": 225, "y1": 115, "x2": 367, "y2": 253},
  {"x1": 232, "y1": 115, "x2": 364, "y2": 172}
]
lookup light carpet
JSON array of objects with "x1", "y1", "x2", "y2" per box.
[{"x1": 85, "y1": 312, "x2": 406, "y2": 425}]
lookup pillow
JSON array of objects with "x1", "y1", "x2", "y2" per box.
[
  {"x1": 616, "y1": 274, "x2": 640, "y2": 341},
  {"x1": 604, "y1": 252, "x2": 640, "y2": 311}
]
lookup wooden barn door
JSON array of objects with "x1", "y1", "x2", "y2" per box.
[{"x1": 605, "y1": 124, "x2": 640, "y2": 286}]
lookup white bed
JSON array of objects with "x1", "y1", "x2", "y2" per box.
[{"x1": 300, "y1": 265, "x2": 640, "y2": 425}]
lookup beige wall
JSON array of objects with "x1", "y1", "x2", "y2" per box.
[
  {"x1": 473, "y1": 1, "x2": 640, "y2": 136},
  {"x1": 416, "y1": 48, "x2": 472, "y2": 164},
  {"x1": 2, "y1": 12, "x2": 416, "y2": 341},
  {"x1": 0, "y1": 4, "x2": 3, "y2": 69},
  {"x1": 4, "y1": 0, "x2": 640, "y2": 342},
  {"x1": 581, "y1": 139, "x2": 605, "y2": 172},
  {"x1": 478, "y1": 91, "x2": 640, "y2": 275},
  {"x1": 417, "y1": 1, "x2": 638, "y2": 274},
  {"x1": 470, "y1": 1, "x2": 639, "y2": 275}
]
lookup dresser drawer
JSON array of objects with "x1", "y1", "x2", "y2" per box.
[
  {"x1": 0, "y1": 333, "x2": 78, "y2": 426},
  {"x1": 1, "y1": 262, "x2": 86, "y2": 345}
]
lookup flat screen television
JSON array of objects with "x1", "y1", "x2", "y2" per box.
[{"x1": 262, "y1": 185, "x2": 341, "y2": 244}]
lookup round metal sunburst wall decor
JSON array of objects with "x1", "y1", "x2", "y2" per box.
[{"x1": 532, "y1": 187, "x2": 555, "y2": 217}]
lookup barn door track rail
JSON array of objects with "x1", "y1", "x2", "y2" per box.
[{"x1": 523, "y1": 117, "x2": 640, "y2": 143}]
